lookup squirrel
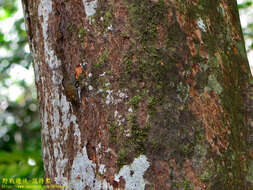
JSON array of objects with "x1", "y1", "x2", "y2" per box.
[
  {"x1": 61, "y1": 64, "x2": 82, "y2": 105},
  {"x1": 62, "y1": 75, "x2": 80, "y2": 104}
]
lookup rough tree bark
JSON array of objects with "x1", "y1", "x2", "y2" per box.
[{"x1": 22, "y1": 0, "x2": 253, "y2": 189}]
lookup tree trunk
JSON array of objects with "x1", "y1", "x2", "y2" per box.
[{"x1": 22, "y1": 0, "x2": 253, "y2": 189}]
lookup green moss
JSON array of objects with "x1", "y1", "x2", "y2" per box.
[
  {"x1": 111, "y1": 0, "x2": 201, "y2": 175},
  {"x1": 78, "y1": 28, "x2": 86, "y2": 41},
  {"x1": 108, "y1": 122, "x2": 117, "y2": 145},
  {"x1": 127, "y1": 0, "x2": 167, "y2": 43},
  {"x1": 111, "y1": 113, "x2": 151, "y2": 171},
  {"x1": 120, "y1": 32, "x2": 130, "y2": 39},
  {"x1": 127, "y1": 95, "x2": 142, "y2": 109},
  {"x1": 108, "y1": 109, "x2": 150, "y2": 170},
  {"x1": 67, "y1": 23, "x2": 76, "y2": 36},
  {"x1": 91, "y1": 2, "x2": 113, "y2": 32},
  {"x1": 176, "y1": 82, "x2": 190, "y2": 103},
  {"x1": 104, "y1": 10, "x2": 112, "y2": 24},
  {"x1": 98, "y1": 49, "x2": 109, "y2": 65},
  {"x1": 92, "y1": 49, "x2": 109, "y2": 72},
  {"x1": 181, "y1": 143, "x2": 194, "y2": 155},
  {"x1": 93, "y1": 63, "x2": 101, "y2": 69},
  {"x1": 112, "y1": 1, "x2": 191, "y2": 171},
  {"x1": 206, "y1": 74, "x2": 223, "y2": 94},
  {"x1": 200, "y1": 170, "x2": 213, "y2": 183},
  {"x1": 129, "y1": 116, "x2": 150, "y2": 154},
  {"x1": 182, "y1": 179, "x2": 191, "y2": 190},
  {"x1": 117, "y1": 148, "x2": 130, "y2": 169},
  {"x1": 147, "y1": 96, "x2": 158, "y2": 116}
]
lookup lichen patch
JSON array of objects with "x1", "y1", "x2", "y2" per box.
[
  {"x1": 82, "y1": 0, "x2": 98, "y2": 19},
  {"x1": 114, "y1": 155, "x2": 150, "y2": 190}
]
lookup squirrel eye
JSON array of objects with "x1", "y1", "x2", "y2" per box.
[{"x1": 74, "y1": 81, "x2": 79, "y2": 88}]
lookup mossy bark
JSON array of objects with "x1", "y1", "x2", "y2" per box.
[{"x1": 23, "y1": 0, "x2": 253, "y2": 189}]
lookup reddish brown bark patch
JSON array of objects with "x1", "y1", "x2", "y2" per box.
[
  {"x1": 189, "y1": 88, "x2": 229, "y2": 154},
  {"x1": 137, "y1": 101, "x2": 148, "y2": 129},
  {"x1": 144, "y1": 160, "x2": 171, "y2": 190},
  {"x1": 184, "y1": 159, "x2": 206, "y2": 189}
]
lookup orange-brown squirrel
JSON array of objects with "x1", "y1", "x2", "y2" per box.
[
  {"x1": 61, "y1": 65, "x2": 81, "y2": 104},
  {"x1": 62, "y1": 75, "x2": 80, "y2": 104}
]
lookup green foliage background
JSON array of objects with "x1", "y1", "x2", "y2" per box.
[
  {"x1": 0, "y1": 0, "x2": 252, "y2": 188},
  {"x1": 0, "y1": 0, "x2": 43, "y2": 187},
  {"x1": 239, "y1": 0, "x2": 253, "y2": 53}
]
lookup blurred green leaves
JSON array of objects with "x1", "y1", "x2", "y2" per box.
[
  {"x1": 238, "y1": 0, "x2": 253, "y2": 54},
  {"x1": 0, "y1": 1, "x2": 17, "y2": 20},
  {"x1": 0, "y1": 0, "x2": 43, "y2": 183},
  {"x1": 238, "y1": 1, "x2": 252, "y2": 9},
  {"x1": 0, "y1": 150, "x2": 43, "y2": 178}
]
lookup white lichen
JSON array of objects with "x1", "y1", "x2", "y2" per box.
[
  {"x1": 38, "y1": 0, "x2": 60, "y2": 69},
  {"x1": 39, "y1": 0, "x2": 67, "y2": 184},
  {"x1": 197, "y1": 18, "x2": 206, "y2": 32},
  {"x1": 115, "y1": 155, "x2": 150, "y2": 190},
  {"x1": 128, "y1": 108, "x2": 133, "y2": 113},
  {"x1": 97, "y1": 88, "x2": 104, "y2": 93},
  {"x1": 70, "y1": 146, "x2": 96, "y2": 189},
  {"x1": 117, "y1": 90, "x2": 128, "y2": 99},
  {"x1": 98, "y1": 164, "x2": 106, "y2": 175},
  {"x1": 105, "y1": 90, "x2": 114, "y2": 105},
  {"x1": 107, "y1": 24, "x2": 113, "y2": 31},
  {"x1": 96, "y1": 143, "x2": 102, "y2": 155},
  {"x1": 125, "y1": 129, "x2": 131, "y2": 137},
  {"x1": 70, "y1": 145, "x2": 114, "y2": 190},
  {"x1": 55, "y1": 158, "x2": 69, "y2": 187},
  {"x1": 114, "y1": 110, "x2": 118, "y2": 118},
  {"x1": 82, "y1": 0, "x2": 98, "y2": 19},
  {"x1": 38, "y1": 0, "x2": 81, "y2": 187},
  {"x1": 71, "y1": 150, "x2": 149, "y2": 189}
]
